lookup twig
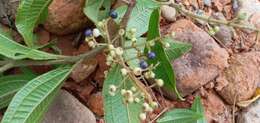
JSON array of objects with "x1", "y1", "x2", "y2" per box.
[
  {"x1": 119, "y1": 0, "x2": 137, "y2": 46},
  {"x1": 149, "y1": 107, "x2": 169, "y2": 123},
  {"x1": 159, "y1": 1, "x2": 260, "y2": 33},
  {"x1": 120, "y1": 0, "x2": 137, "y2": 30}
]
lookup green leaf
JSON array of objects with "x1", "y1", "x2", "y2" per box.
[
  {"x1": 191, "y1": 96, "x2": 207, "y2": 123},
  {"x1": 103, "y1": 64, "x2": 142, "y2": 123},
  {"x1": 164, "y1": 37, "x2": 192, "y2": 60},
  {"x1": 115, "y1": 0, "x2": 159, "y2": 37},
  {"x1": 145, "y1": 9, "x2": 183, "y2": 100},
  {"x1": 84, "y1": 0, "x2": 111, "y2": 24},
  {"x1": 0, "y1": 74, "x2": 36, "y2": 109},
  {"x1": 0, "y1": 27, "x2": 64, "y2": 60},
  {"x1": 15, "y1": 0, "x2": 52, "y2": 47},
  {"x1": 124, "y1": 38, "x2": 146, "y2": 68},
  {"x1": 157, "y1": 96, "x2": 206, "y2": 123},
  {"x1": 157, "y1": 109, "x2": 203, "y2": 123},
  {"x1": 1, "y1": 65, "x2": 73, "y2": 123}
]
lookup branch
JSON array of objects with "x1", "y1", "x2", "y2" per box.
[
  {"x1": 120, "y1": 0, "x2": 137, "y2": 30},
  {"x1": 162, "y1": 1, "x2": 260, "y2": 32},
  {"x1": 0, "y1": 45, "x2": 106, "y2": 73}
]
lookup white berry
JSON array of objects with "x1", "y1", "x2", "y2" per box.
[
  {"x1": 93, "y1": 28, "x2": 101, "y2": 37},
  {"x1": 88, "y1": 41, "x2": 96, "y2": 48},
  {"x1": 109, "y1": 85, "x2": 117, "y2": 92},
  {"x1": 115, "y1": 47, "x2": 124, "y2": 56},
  {"x1": 156, "y1": 79, "x2": 164, "y2": 87},
  {"x1": 127, "y1": 97, "x2": 134, "y2": 103},
  {"x1": 121, "y1": 68, "x2": 128, "y2": 76},
  {"x1": 164, "y1": 42, "x2": 170, "y2": 48},
  {"x1": 133, "y1": 67, "x2": 142, "y2": 76},
  {"x1": 134, "y1": 97, "x2": 140, "y2": 103},
  {"x1": 151, "y1": 101, "x2": 159, "y2": 108},
  {"x1": 121, "y1": 89, "x2": 126, "y2": 95},
  {"x1": 139, "y1": 113, "x2": 146, "y2": 121},
  {"x1": 108, "y1": 44, "x2": 115, "y2": 50},
  {"x1": 131, "y1": 86, "x2": 137, "y2": 92}
]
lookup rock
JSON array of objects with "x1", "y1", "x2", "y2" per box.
[
  {"x1": 239, "y1": 0, "x2": 260, "y2": 32},
  {"x1": 0, "y1": 0, "x2": 19, "y2": 25},
  {"x1": 44, "y1": 0, "x2": 90, "y2": 35},
  {"x1": 216, "y1": 52, "x2": 260, "y2": 104},
  {"x1": 215, "y1": 25, "x2": 233, "y2": 45},
  {"x1": 237, "y1": 99, "x2": 260, "y2": 123},
  {"x1": 42, "y1": 90, "x2": 96, "y2": 123},
  {"x1": 212, "y1": 12, "x2": 234, "y2": 46},
  {"x1": 161, "y1": 5, "x2": 177, "y2": 22},
  {"x1": 167, "y1": 19, "x2": 229, "y2": 99},
  {"x1": 201, "y1": 90, "x2": 232, "y2": 123},
  {"x1": 87, "y1": 92, "x2": 104, "y2": 116},
  {"x1": 213, "y1": 0, "x2": 231, "y2": 11},
  {"x1": 70, "y1": 58, "x2": 98, "y2": 82}
]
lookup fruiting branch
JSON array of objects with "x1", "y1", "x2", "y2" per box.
[{"x1": 159, "y1": 0, "x2": 260, "y2": 33}]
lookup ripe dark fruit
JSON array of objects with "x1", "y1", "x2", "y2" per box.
[
  {"x1": 139, "y1": 60, "x2": 148, "y2": 69},
  {"x1": 147, "y1": 52, "x2": 156, "y2": 59},
  {"x1": 84, "y1": 29, "x2": 93, "y2": 37},
  {"x1": 110, "y1": 10, "x2": 118, "y2": 19}
]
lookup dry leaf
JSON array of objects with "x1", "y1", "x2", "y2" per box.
[{"x1": 237, "y1": 88, "x2": 260, "y2": 107}]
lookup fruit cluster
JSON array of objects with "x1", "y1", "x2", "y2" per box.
[{"x1": 83, "y1": 10, "x2": 170, "y2": 121}]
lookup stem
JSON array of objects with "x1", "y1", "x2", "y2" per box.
[
  {"x1": 161, "y1": 1, "x2": 260, "y2": 32},
  {"x1": 0, "y1": 46, "x2": 106, "y2": 73},
  {"x1": 0, "y1": 63, "x2": 14, "y2": 73},
  {"x1": 119, "y1": 0, "x2": 137, "y2": 46}
]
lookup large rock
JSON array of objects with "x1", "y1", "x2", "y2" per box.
[
  {"x1": 44, "y1": 0, "x2": 90, "y2": 35},
  {"x1": 237, "y1": 99, "x2": 260, "y2": 123},
  {"x1": 201, "y1": 90, "x2": 232, "y2": 123},
  {"x1": 167, "y1": 19, "x2": 229, "y2": 98},
  {"x1": 42, "y1": 90, "x2": 96, "y2": 123},
  {"x1": 216, "y1": 52, "x2": 260, "y2": 104}
]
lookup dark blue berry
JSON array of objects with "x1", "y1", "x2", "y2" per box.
[
  {"x1": 84, "y1": 29, "x2": 93, "y2": 37},
  {"x1": 139, "y1": 60, "x2": 148, "y2": 69},
  {"x1": 147, "y1": 52, "x2": 156, "y2": 59},
  {"x1": 110, "y1": 10, "x2": 118, "y2": 19}
]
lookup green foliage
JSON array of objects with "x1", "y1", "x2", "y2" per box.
[
  {"x1": 1, "y1": 65, "x2": 73, "y2": 123},
  {"x1": 16, "y1": 0, "x2": 52, "y2": 47},
  {"x1": 124, "y1": 38, "x2": 146, "y2": 68},
  {"x1": 0, "y1": 74, "x2": 36, "y2": 109},
  {"x1": 84, "y1": 0, "x2": 112, "y2": 24},
  {"x1": 115, "y1": 0, "x2": 159, "y2": 37},
  {"x1": 157, "y1": 96, "x2": 206, "y2": 123},
  {"x1": 145, "y1": 9, "x2": 183, "y2": 100},
  {"x1": 164, "y1": 37, "x2": 192, "y2": 60},
  {"x1": 0, "y1": 27, "x2": 64, "y2": 60},
  {"x1": 103, "y1": 65, "x2": 142, "y2": 123}
]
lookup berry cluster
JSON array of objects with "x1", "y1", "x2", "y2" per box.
[{"x1": 83, "y1": 10, "x2": 171, "y2": 121}]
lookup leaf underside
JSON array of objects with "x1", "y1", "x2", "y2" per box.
[
  {"x1": 1, "y1": 65, "x2": 73, "y2": 123},
  {"x1": 0, "y1": 74, "x2": 36, "y2": 109}
]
